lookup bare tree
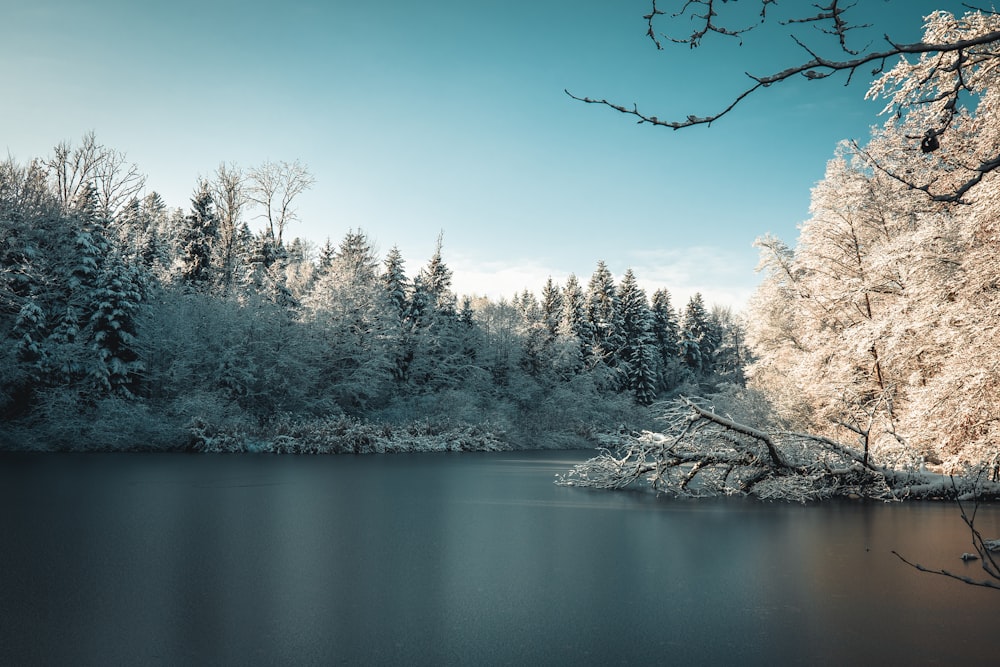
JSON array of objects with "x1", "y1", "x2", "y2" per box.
[
  {"x1": 46, "y1": 131, "x2": 146, "y2": 217},
  {"x1": 92, "y1": 146, "x2": 146, "y2": 218},
  {"x1": 208, "y1": 162, "x2": 248, "y2": 291},
  {"x1": 247, "y1": 160, "x2": 315, "y2": 246},
  {"x1": 568, "y1": 3, "x2": 1000, "y2": 202}
]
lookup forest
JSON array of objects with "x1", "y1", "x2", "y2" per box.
[
  {"x1": 558, "y1": 5, "x2": 1000, "y2": 516},
  {"x1": 3, "y1": 6, "x2": 1000, "y2": 508},
  {"x1": 0, "y1": 134, "x2": 747, "y2": 453}
]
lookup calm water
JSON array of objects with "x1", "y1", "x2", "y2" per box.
[{"x1": 1, "y1": 450, "x2": 998, "y2": 666}]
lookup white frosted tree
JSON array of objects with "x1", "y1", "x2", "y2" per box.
[
  {"x1": 303, "y1": 229, "x2": 397, "y2": 413},
  {"x1": 650, "y1": 288, "x2": 682, "y2": 392},
  {"x1": 618, "y1": 269, "x2": 657, "y2": 404},
  {"x1": 585, "y1": 261, "x2": 624, "y2": 379}
]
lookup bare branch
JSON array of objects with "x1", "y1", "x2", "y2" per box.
[
  {"x1": 573, "y1": 5, "x2": 1000, "y2": 201},
  {"x1": 558, "y1": 397, "x2": 1000, "y2": 503},
  {"x1": 44, "y1": 132, "x2": 146, "y2": 218},
  {"x1": 568, "y1": 27, "x2": 1000, "y2": 130},
  {"x1": 891, "y1": 550, "x2": 1000, "y2": 590},
  {"x1": 247, "y1": 160, "x2": 315, "y2": 245}
]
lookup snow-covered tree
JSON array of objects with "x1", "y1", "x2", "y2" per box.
[
  {"x1": 304, "y1": 229, "x2": 396, "y2": 412},
  {"x1": 178, "y1": 181, "x2": 217, "y2": 287},
  {"x1": 680, "y1": 293, "x2": 713, "y2": 374},
  {"x1": 586, "y1": 261, "x2": 624, "y2": 373},
  {"x1": 419, "y1": 233, "x2": 456, "y2": 316},
  {"x1": 556, "y1": 273, "x2": 591, "y2": 375},
  {"x1": 540, "y1": 277, "x2": 563, "y2": 339},
  {"x1": 618, "y1": 269, "x2": 657, "y2": 404},
  {"x1": 88, "y1": 252, "x2": 145, "y2": 397},
  {"x1": 650, "y1": 288, "x2": 682, "y2": 392},
  {"x1": 382, "y1": 245, "x2": 408, "y2": 320},
  {"x1": 208, "y1": 162, "x2": 247, "y2": 292}
]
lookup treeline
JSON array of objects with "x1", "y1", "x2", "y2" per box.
[{"x1": 0, "y1": 135, "x2": 745, "y2": 451}]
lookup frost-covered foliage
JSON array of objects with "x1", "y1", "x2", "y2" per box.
[
  {"x1": 2, "y1": 136, "x2": 742, "y2": 452},
  {"x1": 188, "y1": 414, "x2": 511, "y2": 454},
  {"x1": 748, "y1": 146, "x2": 999, "y2": 467},
  {"x1": 747, "y1": 11, "x2": 1000, "y2": 469},
  {"x1": 558, "y1": 398, "x2": 1000, "y2": 503}
]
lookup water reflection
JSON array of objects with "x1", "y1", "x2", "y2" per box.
[{"x1": 1, "y1": 451, "x2": 998, "y2": 665}]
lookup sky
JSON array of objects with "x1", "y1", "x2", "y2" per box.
[{"x1": 0, "y1": 0, "x2": 965, "y2": 309}]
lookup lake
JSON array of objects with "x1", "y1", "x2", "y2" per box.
[{"x1": 1, "y1": 450, "x2": 998, "y2": 665}]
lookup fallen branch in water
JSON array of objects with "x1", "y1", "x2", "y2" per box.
[
  {"x1": 557, "y1": 397, "x2": 1000, "y2": 503},
  {"x1": 894, "y1": 474, "x2": 1000, "y2": 589}
]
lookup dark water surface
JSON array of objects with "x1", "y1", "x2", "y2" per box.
[{"x1": 1, "y1": 450, "x2": 998, "y2": 666}]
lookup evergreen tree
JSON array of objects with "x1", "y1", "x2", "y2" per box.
[
  {"x1": 88, "y1": 252, "x2": 145, "y2": 397},
  {"x1": 540, "y1": 277, "x2": 563, "y2": 339},
  {"x1": 333, "y1": 228, "x2": 379, "y2": 284},
  {"x1": 514, "y1": 289, "x2": 540, "y2": 323},
  {"x1": 179, "y1": 182, "x2": 217, "y2": 287},
  {"x1": 556, "y1": 273, "x2": 591, "y2": 373},
  {"x1": 710, "y1": 305, "x2": 747, "y2": 385},
  {"x1": 586, "y1": 260, "x2": 624, "y2": 373},
  {"x1": 419, "y1": 233, "x2": 455, "y2": 315},
  {"x1": 650, "y1": 288, "x2": 682, "y2": 391},
  {"x1": 618, "y1": 269, "x2": 657, "y2": 404},
  {"x1": 458, "y1": 296, "x2": 475, "y2": 327},
  {"x1": 304, "y1": 230, "x2": 397, "y2": 413},
  {"x1": 72, "y1": 181, "x2": 99, "y2": 223},
  {"x1": 316, "y1": 238, "x2": 336, "y2": 277},
  {"x1": 382, "y1": 245, "x2": 408, "y2": 320},
  {"x1": 680, "y1": 293, "x2": 714, "y2": 373},
  {"x1": 406, "y1": 274, "x2": 431, "y2": 329}
]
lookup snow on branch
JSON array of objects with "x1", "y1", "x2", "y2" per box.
[
  {"x1": 570, "y1": 4, "x2": 1000, "y2": 202},
  {"x1": 557, "y1": 397, "x2": 1000, "y2": 503}
]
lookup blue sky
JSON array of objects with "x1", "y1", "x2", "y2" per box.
[{"x1": 0, "y1": 0, "x2": 960, "y2": 308}]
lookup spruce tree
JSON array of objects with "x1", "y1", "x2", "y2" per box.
[
  {"x1": 586, "y1": 260, "x2": 624, "y2": 372},
  {"x1": 680, "y1": 293, "x2": 714, "y2": 373},
  {"x1": 618, "y1": 269, "x2": 657, "y2": 403},
  {"x1": 88, "y1": 253, "x2": 145, "y2": 397},
  {"x1": 382, "y1": 245, "x2": 409, "y2": 320},
  {"x1": 420, "y1": 233, "x2": 455, "y2": 315},
  {"x1": 540, "y1": 277, "x2": 563, "y2": 340},
  {"x1": 179, "y1": 182, "x2": 217, "y2": 287},
  {"x1": 316, "y1": 238, "x2": 336, "y2": 277},
  {"x1": 650, "y1": 288, "x2": 682, "y2": 391},
  {"x1": 557, "y1": 273, "x2": 591, "y2": 369}
]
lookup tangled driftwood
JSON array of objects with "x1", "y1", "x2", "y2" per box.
[{"x1": 557, "y1": 398, "x2": 1000, "y2": 503}]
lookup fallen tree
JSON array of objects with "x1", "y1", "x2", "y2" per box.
[{"x1": 557, "y1": 397, "x2": 1000, "y2": 503}]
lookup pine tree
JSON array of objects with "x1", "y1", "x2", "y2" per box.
[
  {"x1": 650, "y1": 288, "x2": 682, "y2": 391},
  {"x1": 304, "y1": 229, "x2": 397, "y2": 413},
  {"x1": 586, "y1": 261, "x2": 624, "y2": 372},
  {"x1": 316, "y1": 238, "x2": 336, "y2": 277},
  {"x1": 557, "y1": 273, "x2": 591, "y2": 372},
  {"x1": 333, "y1": 229, "x2": 379, "y2": 284},
  {"x1": 179, "y1": 182, "x2": 217, "y2": 287},
  {"x1": 540, "y1": 277, "x2": 563, "y2": 339},
  {"x1": 382, "y1": 245, "x2": 408, "y2": 320},
  {"x1": 680, "y1": 293, "x2": 713, "y2": 373},
  {"x1": 514, "y1": 289, "x2": 540, "y2": 323},
  {"x1": 72, "y1": 181, "x2": 99, "y2": 223},
  {"x1": 88, "y1": 253, "x2": 145, "y2": 397},
  {"x1": 618, "y1": 269, "x2": 657, "y2": 403},
  {"x1": 420, "y1": 233, "x2": 455, "y2": 315}
]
